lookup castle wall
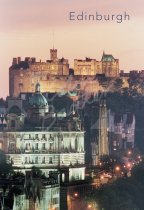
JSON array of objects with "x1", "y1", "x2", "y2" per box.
[
  {"x1": 102, "y1": 59, "x2": 119, "y2": 77},
  {"x1": 10, "y1": 69, "x2": 104, "y2": 97},
  {"x1": 74, "y1": 59, "x2": 102, "y2": 75},
  {"x1": 9, "y1": 50, "x2": 120, "y2": 97}
]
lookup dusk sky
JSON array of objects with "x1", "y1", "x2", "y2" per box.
[{"x1": 0, "y1": 0, "x2": 144, "y2": 98}]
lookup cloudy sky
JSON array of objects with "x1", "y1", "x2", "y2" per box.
[{"x1": 0, "y1": 0, "x2": 144, "y2": 98}]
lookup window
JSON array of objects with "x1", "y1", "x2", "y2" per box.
[
  {"x1": 53, "y1": 198, "x2": 59, "y2": 205},
  {"x1": 25, "y1": 143, "x2": 29, "y2": 150},
  {"x1": 42, "y1": 143, "x2": 46, "y2": 150},
  {"x1": 9, "y1": 142, "x2": 15, "y2": 153},
  {"x1": 49, "y1": 157, "x2": 53, "y2": 164},
  {"x1": 42, "y1": 157, "x2": 45, "y2": 164},
  {"x1": 35, "y1": 157, "x2": 38, "y2": 164},
  {"x1": 35, "y1": 143, "x2": 38, "y2": 150},
  {"x1": 25, "y1": 157, "x2": 28, "y2": 164},
  {"x1": 49, "y1": 143, "x2": 53, "y2": 151}
]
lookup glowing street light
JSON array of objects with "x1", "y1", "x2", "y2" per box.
[
  {"x1": 127, "y1": 163, "x2": 131, "y2": 168},
  {"x1": 115, "y1": 166, "x2": 120, "y2": 172},
  {"x1": 128, "y1": 150, "x2": 132, "y2": 155},
  {"x1": 100, "y1": 175, "x2": 104, "y2": 180},
  {"x1": 88, "y1": 204, "x2": 92, "y2": 209},
  {"x1": 74, "y1": 192, "x2": 78, "y2": 197}
]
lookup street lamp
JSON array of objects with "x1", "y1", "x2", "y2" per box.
[
  {"x1": 68, "y1": 192, "x2": 79, "y2": 210},
  {"x1": 127, "y1": 163, "x2": 131, "y2": 168},
  {"x1": 100, "y1": 174, "x2": 104, "y2": 180},
  {"x1": 74, "y1": 192, "x2": 78, "y2": 197},
  {"x1": 115, "y1": 166, "x2": 120, "y2": 172},
  {"x1": 128, "y1": 150, "x2": 132, "y2": 155},
  {"x1": 99, "y1": 162, "x2": 102, "y2": 166},
  {"x1": 87, "y1": 204, "x2": 92, "y2": 209},
  {"x1": 114, "y1": 166, "x2": 121, "y2": 178}
]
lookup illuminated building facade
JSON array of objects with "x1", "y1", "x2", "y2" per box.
[
  {"x1": 13, "y1": 185, "x2": 60, "y2": 210},
  {"x1": 74, "y1": 52, "x2": 119, "y2": 77},
  {"x1": 9, "y1": 49, "x2": 69, "y2": 97},
  {"x1": 1, "y1": 83, "x2": 85, "y2": 182},
  {"x1": 9, "y1": 49, "x2": 119, "y2": 97}
]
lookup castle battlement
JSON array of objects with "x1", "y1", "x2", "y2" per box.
[{"x1": 9, "y1": 49, "x2": 119, "y2": 97}]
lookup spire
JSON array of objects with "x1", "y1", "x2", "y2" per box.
[
  {"x1": 98, "y1": 96, "x2": 109, "y2": 157},
  {"x1": 35, "y1": 82, "x2": 40, "y2": 93},
  {"x1": 102, "y1": 50, "x2": 105, "y2": 61}
]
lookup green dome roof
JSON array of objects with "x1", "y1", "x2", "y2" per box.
[
  {"x1": 29, "y1": 83, "x2": 48, "y2": 107},
  {"x1": 102, "y1": 52, "x2": 115, "y2": 62}
]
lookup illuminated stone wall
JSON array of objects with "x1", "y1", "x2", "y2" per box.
[
  {"x1": 9, "y1": 71, "x2": 104, "y2": 97},
  {"x1": 102, "y1": 59, "x2": 119, "y2": 77},
  {"x1": 9, "y1": 50, "x2": 120, "y2": 97},
  {"x1": 74, "y1": 58, "x2": 102, "y2": 75},
  {"x1": 74, "y1": 55, "x2": 119, "y2": 77}
]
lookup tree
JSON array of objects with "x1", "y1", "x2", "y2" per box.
[
  {"x1": 0, "y1": 150, "x2": 13, "y2": 177},
  {"x1": 31, "y1": 166, "x2": 43, "y2": 178},
  {"x1": 131, "y1": 161, "x2": 144, "y2": 184}
]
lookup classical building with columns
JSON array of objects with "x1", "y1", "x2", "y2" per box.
[{"x1": 0, "y1": 83, "x2": 85, "y2": 182}]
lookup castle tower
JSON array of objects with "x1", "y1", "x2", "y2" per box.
[
  {"x1": 50, "y1": 49, "x2": 57, "y2": 61},
  {"x1": 101, "y1": 52, "x2": 119, "y2": 77},
  {"x1": 98, "y1": 99, "x2": 109, "y2": 157}
]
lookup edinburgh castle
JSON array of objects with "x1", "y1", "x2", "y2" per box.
[{"x1": 9, "y1": 49, "x2": 120, "y2": 97}]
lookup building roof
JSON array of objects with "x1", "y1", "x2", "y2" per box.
[
  {"x1": 102, "y1": 53, "x2": 115, "y2": 62},
  {"x1": 29, "y1": 83, "x2": 48, "y2": 107},
  {"x1": 8, "y1": 105, "x2": 22, "y2": 116}
]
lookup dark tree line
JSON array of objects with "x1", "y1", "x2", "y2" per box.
[{"x1": 86, "y1": 161, "x2": 144, "y2": 210}]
